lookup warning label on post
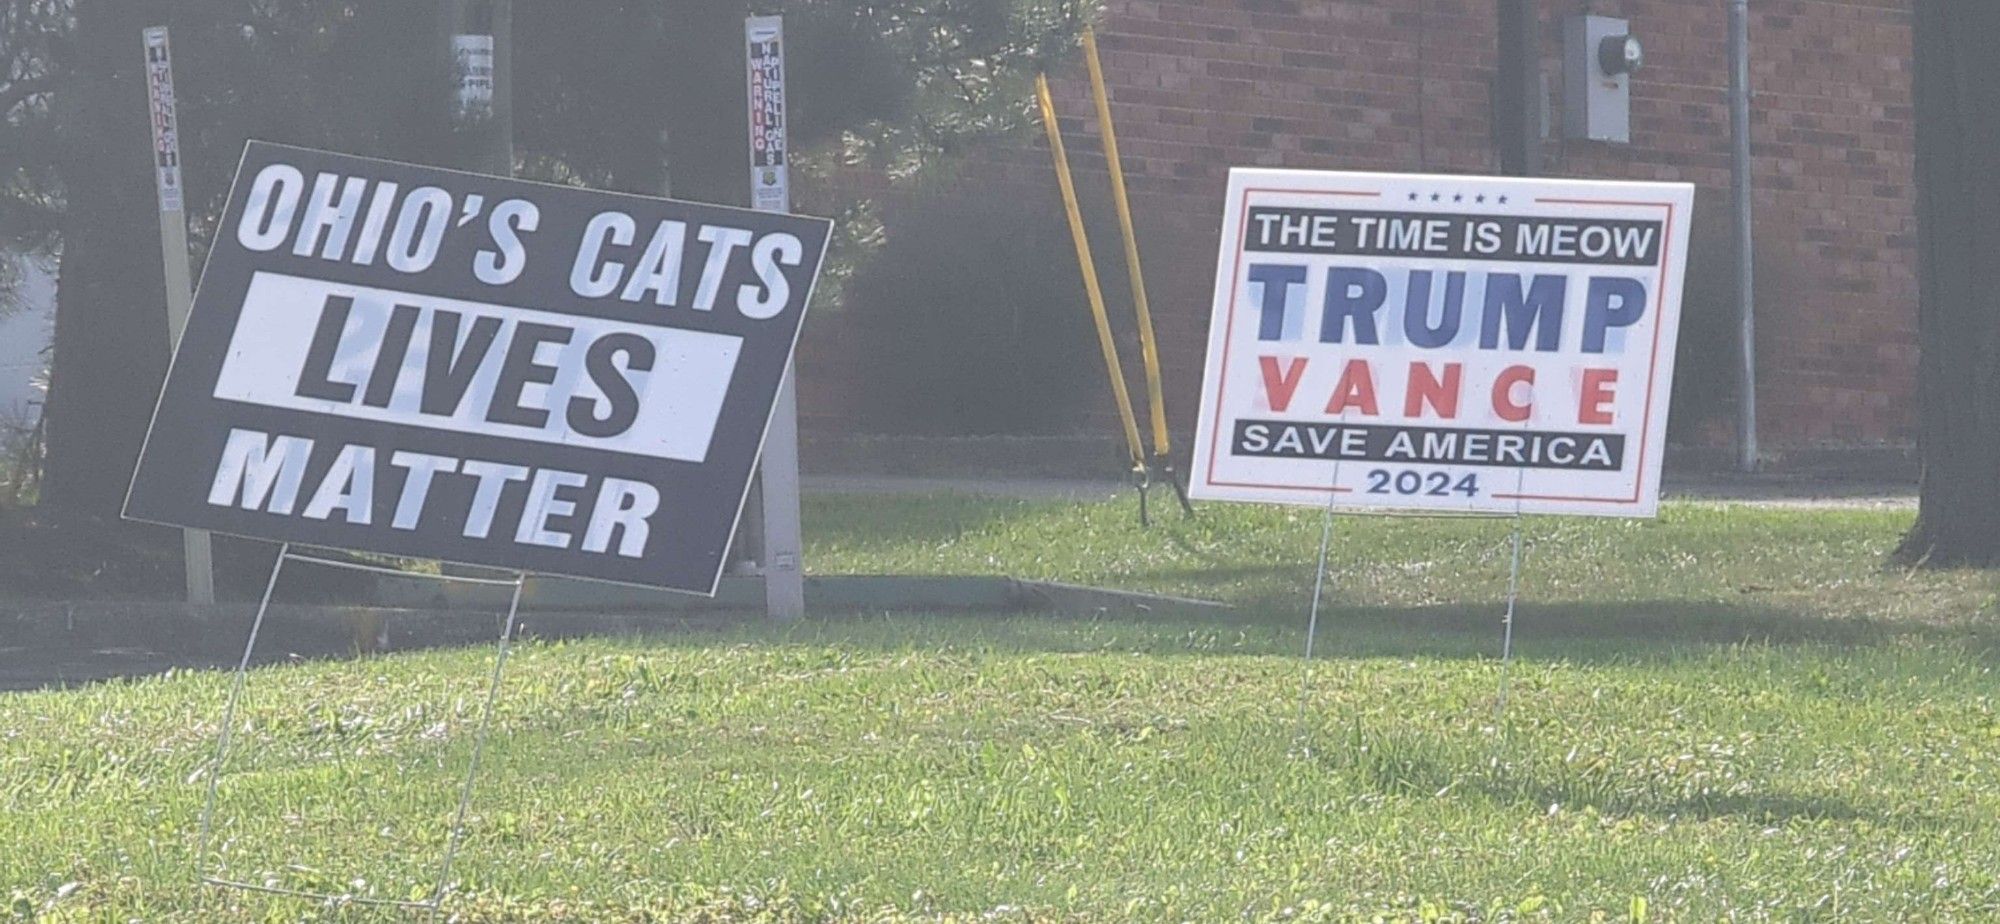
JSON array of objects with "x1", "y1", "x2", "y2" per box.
[
  {"x1": 142, "y1": 27, "x2": 184, "y2": 214},
  {"x1": 746, "y1": 16, "x2": 789, "y2": 212}
]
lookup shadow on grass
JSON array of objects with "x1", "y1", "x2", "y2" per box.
[
  {"x1": 1329, "y1": 598, "x2": 1995, "y2": 651},
  {"x1": 1312, "y1": 727, "x2": 1917, "y2": 827},
  {"x1": 9, "y1": 596, "x2": 1998, "y2": 694},
  {"x1": 760, "y1": 596, "x2": 2000, "y2": 667},
  {"x1": 801, "y1": 494, "x2": 1032, "y2": 554}
]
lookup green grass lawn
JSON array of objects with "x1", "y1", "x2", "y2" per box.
[{"x1": 6, "y1": 497, "x2": 2000, "y2": 921}]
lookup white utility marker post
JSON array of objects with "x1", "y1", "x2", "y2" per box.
[
  {"x1": 142, "y1": 26, "x2": 216, "y2": 606},
  {"x1": 746, "y1": 14, "x2": 805, "y2": 621}
]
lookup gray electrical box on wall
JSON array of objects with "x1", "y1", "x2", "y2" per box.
[{"x1": 1565, "y1": 14, "x2": 1643, "y2": 143}]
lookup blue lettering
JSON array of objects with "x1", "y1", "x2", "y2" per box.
[
  {"x1": 1247, "y1": 264, "x2": 1308, "y2": 341},
  {"x1": 1582, "y1": 276, "x2": 1649, "y2": 353},
  {"x1": 1320, "y1": 267, "x2": 1386, "y2": 345},
  {"x1": 1480, "y1": 274, "x2": 1566, "y2": 352},
  {"x1": 1404, "y1": 270, "x2": 1467, "y2": 349}
]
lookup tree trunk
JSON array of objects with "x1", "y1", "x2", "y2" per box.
[
  {"x1": 1902, "y1": 3, "x2": 2000, "y2": 565},
  {"x1": 38, "y1": 0, "x2": 174, "y2": 525}
]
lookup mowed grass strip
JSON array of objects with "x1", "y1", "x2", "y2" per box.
[{"x1": 4, "y1": 498, "x2": 2000, "y2": 922}]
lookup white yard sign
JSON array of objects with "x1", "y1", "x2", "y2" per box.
[{"x1": 1189, "y1": 169, "x2": 1693, "y2": 517}]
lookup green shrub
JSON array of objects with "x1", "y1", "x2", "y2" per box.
[
  {"x1": 840, "y1": 179, "x2": 1125, "y2": 435},
  {"x1": 0, "y1": 403, "x2": 42, "y2": 508}
]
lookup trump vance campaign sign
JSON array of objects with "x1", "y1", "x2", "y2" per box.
[
  {"x1": 125, "y1": 142, "x2": 832, "y2": 592},
  {"x1": 1189, "y1": 169, "x2": 1693, "y2": 517}
]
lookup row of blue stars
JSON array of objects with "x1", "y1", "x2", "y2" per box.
[{"x1": 1407, "y1": 191, "x2": 1509, "y2": 205}]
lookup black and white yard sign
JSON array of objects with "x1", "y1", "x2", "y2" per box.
[
  {"x1": 125, "y1": 142, "x2": 832, "y2": 592},
  {"x1": 1190, "y1": 169, "x2": 1692, "y2": 517}
]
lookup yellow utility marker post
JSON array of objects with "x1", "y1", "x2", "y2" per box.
[
  {"x1": 1081, "y1": 28, "x2": 1193, "y2": 516},
  {"x1": 1035, "y1": 73, "x2": 1150, "y2": 493}
]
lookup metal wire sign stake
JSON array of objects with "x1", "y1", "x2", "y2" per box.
[
  {"x1": 193, "y1": 545, "x2": 529, "y2": 914},
  {"x1": 1295, "y1": 458, "x2": 1343, "y2": 751},
  {"x1": 1494, "y1": 462, "x2": 1531, "y2": 720},
  {"x1": 117, "y1": 133, "x2": 833, "y2": 913},
  {"x1": 1295, "y1": 460, "x2": 1531, "y2": 750},
  {"x1": 1184, "y1": 169, "x2": 1694, "y2": 734}
]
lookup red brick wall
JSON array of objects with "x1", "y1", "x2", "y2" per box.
[
  {"x1": 799, "y1": 0, "x2": 1917, "y2": 450},
  {"x1": 1552, "y1": 0, "x2": 1918, "y2": 446}
]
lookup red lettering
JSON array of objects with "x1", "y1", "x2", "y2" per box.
[
  {"x1": 1578, "y1": 368, "x2": 1618, "y2": 425},
  {"x1": 1258, "y1": 356, "x2": 1308, "y2": 412},
  {"x1": 1492, "y1": 365, "x2": 1535, "y2": 422},
  {"x1": 1404, "y1": 362, "x2": 1462, "y2": 419},
  {"x1": 1325, "y1": 359, "x2": 1379, "y2": 416}
]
